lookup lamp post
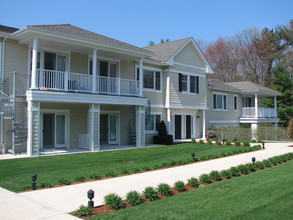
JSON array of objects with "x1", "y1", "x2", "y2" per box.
[
  {"x1": 252, "y1": 157, "x2": 256, "y2": 163},
  {"x1": 191, "y1": 152, "x2": 196, "y2": 162},
  {"x1": 32, "y1": 173, "x2": 37, "y2": 190},
  {"x1": 87, "y1": 189, "x2": 95, "y2": 208},
  {"x1": 262, "y1": 142, "x2": 265, "y2": 149}
]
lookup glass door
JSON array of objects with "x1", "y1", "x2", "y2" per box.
[
  {"x1": 109, "y1": 114, "x2": 118, "y2": 144},
  {"x1": 43, "y1": 113, "x2": 54, "y2": 148},
  {"x1": 55, "y1": 114, "x2": 67, "y2": 148}
]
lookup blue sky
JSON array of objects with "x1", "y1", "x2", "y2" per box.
[{"x1": 0, "y1": 0, "x2": 292, "y2": 47}]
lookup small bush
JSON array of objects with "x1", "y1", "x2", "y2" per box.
[
  {"x1": 169, "y1": 160, "x2": 177, "y2": 166},
  {"x1": 237, "y1": 164, "x2": 250, "y2": 174},
  {"x1": 242, "y1": 140, "x2": 250, "y2": 147},
  {"x1": 205, "y1": 130, "x2": 217, "y2": 139},
  {"x1": 199, "y1": 174, "x2": 212, "y2": 184},
  {"x1": 221, "y1": 152, "x2": 227, "y2": 157},
  {"x1": 126, "y1": 191, "x2": 143, "y2": 206},
  {"x1": 199, "y1": 139, "x2": 204, "y2": 144},
  {"x1": 89, "y1": 174, "x2": 101, "y2": 180},
  {"x1": 141, "y1": 166, "x2": 151, "y2": 171},
  {"x1": 216, "y1": 140, "x2": 222, "y2": 145},
  {"x1": 234, "y1": 141, "x2": 241, "y2": 146},
  {"x1": 153, "y1": 164, "x2": 161, "y2": 169},
  {"x1": 157, "y1": 183, "x2": 172, "y2": 196},
  {"x1": 121, "y1": 169, "x2": 130, "y2": 175},
  {"x1": 263, "y1": 159, "x2": 273, "y2": 167},
  {"x1": 75, "y1": 176, "x2": 86, "y2": 182},
  {"x1": 104, "y1": 193, "x2": 125, "y2": 210},
  {"x1": 143, "y1": 187, "x2": 158, "y2": 201},
  {"x1": 105, "y1": 171, "x2": 117, "y2": 177},
  {"x1": 226, "y1": 141, "x2": 231, "y2": 146},
  {"x1": 251, "y1": 139, "x2": 257, "y2": 143},
  {"x1": 58, "y1": 177, "x2": 71, "y2": 185},
  {"x1": 207, "y1": 139, "x2": 212, "y2": 144},
  {"x1": 174, "y1": 181, "x2": 186, "y2": 192},
  {"x1": 199, "y1": 155, "x2": 207, "y2": 161},
  {"x1": 209, "y1": 170, "x2": 222, "y2": 181},
  {"x1": 257, "y1": 140, "x2": 264, "y2": 143},
  {"x1": 187, "y1": 177, "x2": 199, "y2": 187},
  {"x1": 213, "y1": 137, "x2": 219, "y2": 141},
  {"x1": 229, "y1": 166, "x2": 241, "y2": 177},
  {"x1": 254, "y1": 161, "x2": 265, "y2": 169},
  {"x1": 40, "y1": 181, "x2": 53, "y2": 188},
  {"x1": 247, "y1": 163, "x2": 256, "y2": 172},
  {"x1": 133, "y1": 168, "x2": 141, "y2": 173},
  {"x1": 191, "y1": 138, "x2": 196, "y2": 143},
  {"x1": 73, "y1": 205, "x2": 92, "y2": 217},
  {"x1": 220, "y1": 170, "x2": 232, "y2": 179}
]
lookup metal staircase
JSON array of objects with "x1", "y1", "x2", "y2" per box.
[{"x1": 0, "y1": 73, "x2": 28, "y2": 155}]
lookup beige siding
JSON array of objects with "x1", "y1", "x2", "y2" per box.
[
  {"x1": 4, "y1": 39, "x2": 28, "y2": 95},
  {"x1": 169, "y1": 72, "x2": 206, "y2": 108},
  {"x1": 172, "y1": 64, "x2": 205, "y2": 75},
  {"x1": 120, "y1": 61, "x2": 135, "y2": 80},
  {"x1": 174, "y1": 43, "x2": 205, "y2": 68},
  {"x1": 70, "y1": 52, "x2": 88, "y2": 74},
  {"x1": 206, "y1": 89, "x2": 242, "y2": 129}
]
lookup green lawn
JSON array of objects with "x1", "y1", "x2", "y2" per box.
[
  {"x1": 0, "y1": 143, "x2": 248, "y2": 192},
  {"x1": 91, "y1": 160, "x2": 293, "y2": 220}
]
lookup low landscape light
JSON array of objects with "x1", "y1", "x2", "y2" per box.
[
  {"x1": 31, "y1": 173, "x2": 37, "y2": 190},
  {"x1": 87, "y1": 189, "x2": 95, "y2": 208},
  {"x1": 262, "y1": 142, "x2": 265, "y2": 149},
  {"x1": 252, "y1": 157, "x2": 256, "y2": 163}
]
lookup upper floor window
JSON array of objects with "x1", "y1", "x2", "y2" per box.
[
  {"x1": 89, "y1": 60, "x2": 118, "y2": 77},
  {"x1": 234, "y1": 95, "x2": 238, "y2": 111},
  {"x1": 137, "y1": 68, "x2": 161, "y2": 91},
  {"x1": 179, "y1": 73, "x2": 199, "y2": 94},
  {"x1": 213, "y1": 93, "x2": 227, "y2": 110}
]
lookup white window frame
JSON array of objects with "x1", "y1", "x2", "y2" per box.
[
  {"x1": 180, "y1": 73, "x2": 198, "y2": 95},
  {"x1": 136, "y1": 65, "x2": 162, "y2": 92},
  {"x1": 88, "y1": 57, "x2": 120, "y2": 77},
  {"x1": 234, "y1": 95, "x2": 238, "y2": 111},
  {"x1": 213, "y1": 92, "x2": 227, "y2": 111},
  {"x1": 145, "y1": 112, "x2": 162, "y2": 134}
]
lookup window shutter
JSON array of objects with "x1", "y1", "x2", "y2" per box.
[
  {"x1": 190, "y1": 76, "x2": 195, "y2": 93},
  {"x1": 213, "y1": 94, "x2": 216, "y2": 109},
  {"x1": 224, "y1": 95, "x2": 227, "y2": 110},
  {"x1": 179, "y1": 73, "x2": 182, "y2": 92},
  {"x1": 196, "y1": 76, "x2": 199, "y2": 94}
]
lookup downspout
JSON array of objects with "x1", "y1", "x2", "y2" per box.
[{"x1": 0, "y1": 36, "x2": 7, "y2": 153}]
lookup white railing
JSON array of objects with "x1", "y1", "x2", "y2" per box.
[
  {"x1": 242, "y1": 107, "x2": 276, "y2": 118},
  {"x1": 36, "y1": 69, "x2": 140, "y2": 96}
]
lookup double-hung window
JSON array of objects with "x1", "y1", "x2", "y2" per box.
[
  {"x1": 179, "y1": 73, "x2": 199, "y2": 94},
  {"x1": 145, "y1": 114, "x2": 161, "y2": 132},
  {"x1": 234, "y1": 95, "x2": 238, "y2": 111},
  {"x1": 137, "y1": 68, "x2": 161, "y2": 91},
  {"x1": 213, "y1": 93, "x2": 227, "y2": 110}
]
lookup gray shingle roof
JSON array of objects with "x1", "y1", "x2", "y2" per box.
[
  {"x1": 143, "y1": 37, "x2": 191, "y2": 62},
  {"x1": 225, "y1": 81, "x2": 281, "y2": 95},
  {"x1": 27, "y1": 24, "x2": 150, "y2": 54},
  {"x1": 208, "y1": 79, "x2": 240, "y2": 92},
  {"x1": 0, "y1": 25, "x2": 19, "y2": 35}
]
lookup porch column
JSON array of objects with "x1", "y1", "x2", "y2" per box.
[
  {"x1": 251, "y1": 123, "x2": 258, "y2": 140},
  {"x1": 202, "y1": 110, "x2": 206, "y2": 139},
  {"x1": 89, "y1": 104, "x2": 100, "y2": 151},
  {"x1": 167, "y1": 108, "x2": 171, "y2": 134},
  {"x1": 92, "y1": 49, "x2": 97, "y2": 93},
  {"x1": 136, "y1": 106, "x2": 145, "y2": 147},
  {"x1": 31, "y1": 38, "x2": 38, "y2": 89},
  {"x1": 139, "y1": 58, "x2": 143, "y2": 97},
  {"x1": 274, "y1": 96, "x2": 277, "y2": 118},
  {"x1": 27, "y1": 101, "x2": 40, "y2": 156},
  {"x1": 254, "y1": 93, "x2": 258, "y2": 118}
]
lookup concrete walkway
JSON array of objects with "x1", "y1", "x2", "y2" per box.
[{"x1": 1, "y1": 142, "x2": 292, "y2": 219}]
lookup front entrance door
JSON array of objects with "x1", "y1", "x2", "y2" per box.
[
  {"x1": 43, "y1": 114, "x2": 54, "y2": 148},
  {"x1": 186, "y1": 115, "x2": 191, "y2": 139},
  {"x1": 175, "y1": 115, "x2": 182, "y2": 139},
  {"x1": 100, "y1": 114, "x2": 118, "y2": 145}
]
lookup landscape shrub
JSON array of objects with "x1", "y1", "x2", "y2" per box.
[
  {"x1": 213, "y1": 137, "x2": 219, "y2": 141},
  {"x1": 234, "y1": 141, "x2": 241, "y2": 146},
  {"x1": 153, "y1": 164, "x2": 161, "y2": 169},
  {"x1": 226, "y1": 141, "x2": 231, "y2": 146},
  {"x1": 199, "y1": 139, "x2": 204, "y2": 144},
  {"x1": 143, "y1": 187, "x2": 158, "y2": 201},
  {"x1": 251, "y1": 139, "x2": 257, "y2": 143},
  {"x1": 199, "y1": 156, "x2": 207, "y2": 161},
  {"x1": 209, "y1": 170, "x2": 222, "y2": 181},
  {"x1": 191, "y1": 138, "x2": 196, "y2": 143},
  {"x1": 221, "y1": 152, "x2": 227, "y2": 157},
  {"x1": 207, "y1": 139, "x2": 212, "y2": 144},
  {"x1": 229, "y1": 166, "x2": 241, "y2": 177},
  {"x1": 174, "y1": 181, "x2": 186, "y2": 192},
  {"x1": 263, "y1": 159, "x2": 273, "y2": 167},
  {"x1": 104, "y1": 193, "x2": 125, "y2": 210},
  {"x1": 73, "y1": 205, "x2": 92, "y2": 217},
  {"x1": 126, "y1": 191, "x2": 143, "y2": 206},
  {"x1": 121, "y1": 169, "x2": 130, "y2": 175},
  {"x1": 257, "y1": 139, "x2": 264, "y2": 143},
  {"x1": 105, "y1": 171, "x2": 117, "y2": 177},
  {"x1": 187, "y1": 177, "x2": 199, "y2": 187},
  {"x1": 169, "y1": 160, "x2": 177, "y2": 166},
  {"x1": 242, "y1": 140, "x2": 250, "y2": 147},
  {"x1": 220, "y1": 170, "x2": 232, "y2": 179},
  {"x1": 247, "y1": 163, "x2": 256, "y2": 172},
  {"x1": 237, "y1": 164, "x2": 250, "y2": 174},
  {"x1": 216, "y1": 140, "x2": 222, "y2": 145},
  {"x1": 58, "y1": 177, "x2": 71, "y2": 185},
  {"x1": 40, "y1": 181, "x2": 53, "y2": 188},
  {"x1": 199, "y1": 174, "x2": 212, "y2": 184},
  {"x1": 141, "y1": 166, "x2": 151, "y2": 171},
  {"x1": 133, "y1": 168, "x2": 141, "y2": 173},
  {"x1": 254, "y1": 161, "x2": 265, "y2": 169},
  {"x1": 74, "y1": 176, "x2": 86, "y2": 182},
  {"x1": 205, "y1": 130, "x2": 217, "y2": 139},
  {"x1": 157, "y1": 183, "x2": 172, "y2": 196}
]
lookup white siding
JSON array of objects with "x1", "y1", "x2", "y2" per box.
[{"x1": 174, "y1": 43, "x2": 205, "y2": 68}]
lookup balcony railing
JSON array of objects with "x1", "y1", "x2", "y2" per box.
[
  {"x1": 36, "y1": 69, "x2": 140, "y2": 96},
  {"x1": 242, "y1": 107, "x2": 276, "y2": 118}
]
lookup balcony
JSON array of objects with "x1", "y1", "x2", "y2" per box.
[
  {"x1": 241, "y1": 107, "x2": 276, "y2": 118},
  {"x1": 36, "y1": 69, "x2": 140, "y2": 97}
]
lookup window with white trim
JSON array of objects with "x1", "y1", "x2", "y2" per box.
[
  {"x1": 145, "y1": 114, "x2": 161, "y2": 131},
  {"x1": 234, "y1": 95, "x2": 238, "y2": 111},
  {"x1": 137, "y1": 68, "x2": 161, "y2": 91},
  {"x1": 179, "y1": 73, "x2": 199, "y2": 94},
  {"x1": 213, "y1": 93, "x2": 227, "y2": 110}
]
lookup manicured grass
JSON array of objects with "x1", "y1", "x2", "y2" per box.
[
  {"x1": 0, "y1": 143, "x2": 247, "y2": 192},
  {"x1": 90, "y1": 160, "x2": 293, "y2": 220}
]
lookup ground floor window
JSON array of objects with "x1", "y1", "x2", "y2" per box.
[{"x1": 145, "y1": 114, "x2": 161, "y2": 132}]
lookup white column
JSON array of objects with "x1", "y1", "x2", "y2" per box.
[
  {"x1": 27, "y1": 101, "x2": 40, "y2": 156},
  {"x1": 274, "y1": 96, "x2": 277, "y2": 118},
  {"x1": 251, "y1": 123, "x2": 258, "y2": 140},
  {"x1": 92, "y1": 49, "x2": 97, "y2": 93},
  {"x1": 31, "y1": 38, "x2": 38, "y2": 89},
  {"x1": 139, "y1": 58, "x2": 143, "y2": 97},
  {"x1": 89, "y1": 104, "x2": 100, "y2": 152},
  {"x1": 136, "y1": 106, "x2": 144, "y2": 147},
  {"x1": 167, "y1": 108, "x2": 171, "y2": 134},
  {"x1": 202, "y1": 110, "x2": 206, "y2": 139},
  {"x1": 254, "y1": 94, "x2": 258, "y2": 118}
]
